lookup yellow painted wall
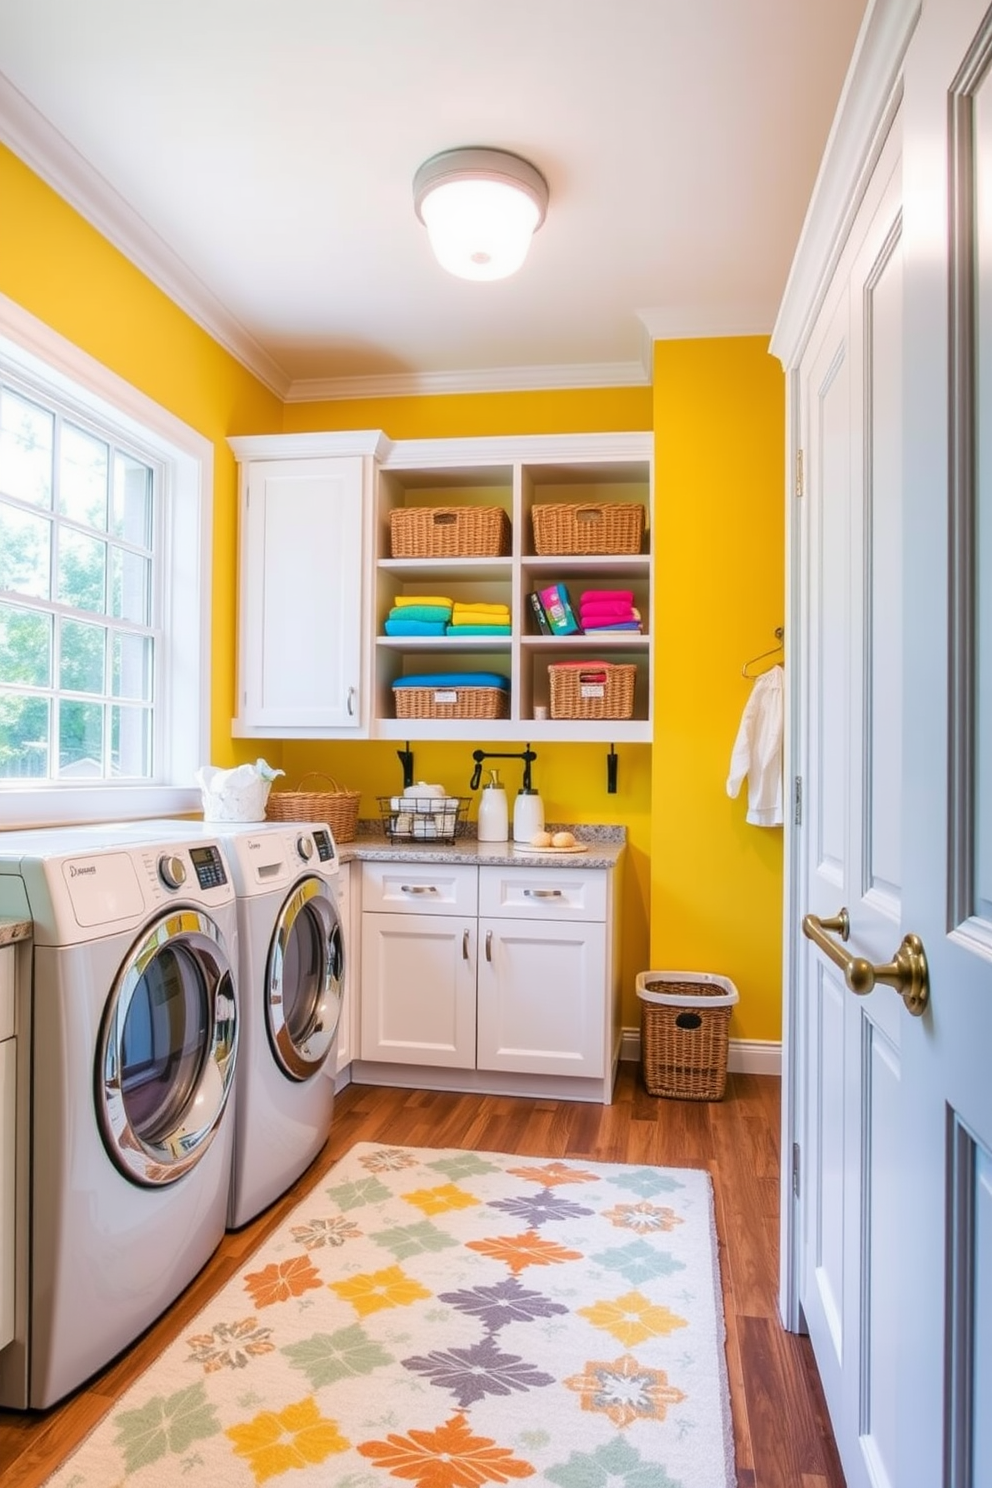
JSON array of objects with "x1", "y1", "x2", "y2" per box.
[
  {"x1": 652, "y1": 338, "x2": 784, "y2": 1041},
  {"x1": 0, "y1": 145, "x2": 283, "y2": 769}
]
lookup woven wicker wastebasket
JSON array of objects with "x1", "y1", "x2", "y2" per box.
[{"x1": 636, "y1": 971, "x2": 739, "y2": 1101}]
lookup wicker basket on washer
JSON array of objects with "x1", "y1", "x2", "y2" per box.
[
  {"x1": 265, "y1": 773, "x2": 362, "y2": 843},
  {"x1": 636, "y1": 972, "x2": 739, "y2": 1101},
  {"x1": 390, "y1": 506, "x2": 511, "y2": 558}
]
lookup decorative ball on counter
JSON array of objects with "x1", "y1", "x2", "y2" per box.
[
  {"x1": 551, "y1": 830, "x2": 576, "y2": 848},
  {"x1": 529, "y1": 830, "x2": 553, "y2": 847}
]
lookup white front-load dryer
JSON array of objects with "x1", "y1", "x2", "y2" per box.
[
  {"x1": 0, "y1": 828, "x2": 239, "y2": 1410},
  {"x1": 103, "y1": 818, "x2": 345, "y2": 1229}
]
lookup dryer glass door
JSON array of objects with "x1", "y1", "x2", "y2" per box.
[
  {"x1": 98, "y1": 908, "x2": 238, "y2": 1185},
  {"x1": 267, "y1": 877, "x2": 343, "y2": 1080}
]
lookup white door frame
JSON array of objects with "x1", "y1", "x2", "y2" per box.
[{"x1": 771, "y1": 0, "x2": 921, "y2": 1332}]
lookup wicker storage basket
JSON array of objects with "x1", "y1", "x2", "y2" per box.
[
  {"x1": 390, "y1": 506, "x2": 511, "y2": 558},
  {"x1": 636, "y1": 972, "x2": 739, "y2": 1101},
  {"x1": 548, "y1": 662, "x2": 636, "y2": 720},
  {"x1": 531, "y1": 502, "x2": 645, "y2": 555},
  {"x1": 393, "y1": 684, "x2": 510, "y2": 721},
  {"x1": 265, "y1": 773, "x2": 362, "y2": 842}
]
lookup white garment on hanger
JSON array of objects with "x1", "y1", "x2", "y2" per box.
[{"x1": 726, "y1": 664, "x2": 784, "y2": 826}]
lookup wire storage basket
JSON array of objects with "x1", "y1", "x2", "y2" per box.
[
  {"x1": 377, "y1": 795, "x2": 472, "y2": 843},
  {"x1": 265, "y1": 773, "x2": 362, "y2": 842},
  {"x1": 531, "y1": 502, "x2": 645, "y2": 555},
  {"x1": 636, "y1": 972, "x2": 739, "y2": 1101},
  {"x1": 548, "y1": 662, "x2": 636, "y2": 720},
  {"x1": 390, "y1": 506, "x2": 511, "y2": 558}
]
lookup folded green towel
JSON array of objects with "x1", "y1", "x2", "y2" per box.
[
  {"x1": 384, "y1": 619, "x2": 447, "y2": 636},
  {"x1": 387, "y1": 604, "x2": 452, "y2": 623}
]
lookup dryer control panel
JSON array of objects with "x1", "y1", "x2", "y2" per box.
[
  {"x1": 189, "y1": 844, "x2": 228, "y2": 890},
  {"x1": 312, "y1": 828, "x2": 337, "y2": 866}
]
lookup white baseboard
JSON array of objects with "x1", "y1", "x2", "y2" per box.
[{"x1": 619, "y1": 1027, "x2": 781, "y2": 1077}]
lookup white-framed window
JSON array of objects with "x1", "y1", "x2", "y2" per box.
[{"x1": 0, "y1": 294, "x2": 211, "y2": 827}]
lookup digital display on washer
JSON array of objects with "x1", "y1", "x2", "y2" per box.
[
  {"x1": 190, "y1": 844, "x2": 228, "y2": 889},
  {"x1": 312, "y1": 829, "x2": 335, "y2": 863}
]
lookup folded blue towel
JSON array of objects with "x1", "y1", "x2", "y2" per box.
[
  {"x1": 393, "y1": 671, "x2": 510, "y2": 690},
  {"x1": 388, "y1": 604, "x2": 452, "y2": 623},
  {"x1": 445, "y1": 624, "x2": 512, "y2": 636},
  {"x1": 384, "y1": 619, "x2": 447, "y2": 636}
]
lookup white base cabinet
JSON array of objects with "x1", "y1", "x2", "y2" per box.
[{"x1": 356, "y1": 859, "x2": 620, "y2": 1102}]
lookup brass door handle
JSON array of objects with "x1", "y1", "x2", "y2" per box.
[{"x1": 802, "y1": 907, "x2": 929, "y2": 1016}]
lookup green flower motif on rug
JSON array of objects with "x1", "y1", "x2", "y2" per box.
[
  {"x1": 546, "y1": 1436, "x2": 683, "y2": 1488},
  {"x1": 370, "y1": 1218, "x2": 461, "y2": 1259},
  {"x1": 606, "y1": 1167, "x2": 686, "y2": 1197},
  {"x1": 282, "y1": 1321, "x2": 394, "y2": 1388},
  {"x1": 589, "y1": 1236, "x2": 686, "y2": 1283},
  {"x1": 425, "y1": 1151, "x2": 501, "y2": 1180},
  {"x1": 325, "y1": 1174, "x2": 392, "y2": 1210},
  {"x1": 112, "y1": 1381, "x2": 220, "y2": 1473}
]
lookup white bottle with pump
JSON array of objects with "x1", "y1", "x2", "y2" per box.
[
  {"x1": 513, "y1": 785, "x2": 545, "y2": 843},
  {"x1": 477, "y1": 769, "x2": 509, "y2": 842}
]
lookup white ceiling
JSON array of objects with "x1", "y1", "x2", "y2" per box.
[{"x1": 0, "y1": 0, "x2": 869, "y2": 399}]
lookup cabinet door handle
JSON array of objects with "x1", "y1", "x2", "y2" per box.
[
  {"x1": 347, "y1": 685, "x2": 356, "y2": 716},
  {"x1": 401, "y1": 884, "x2": 436, "y2": 895},
  {"x1": 524, "y1": 888, "x2": 564, "y2": 899},
  {"x1": 463, "y1": 929, "x2": 470, "y2": 960},
  {"x1": 485, "y1": 930, "x2": 493, "y2": 962}
]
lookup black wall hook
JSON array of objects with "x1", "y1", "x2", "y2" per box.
[
  {"x1": 397, "y1": 742, "x2": 414, "y2": 790},
  {"x1": 470, "y1": 746, "x2": 537, "y2": 792},
  {"x1": 607, "y1": 745, "x2": 618, "y2": 794}
]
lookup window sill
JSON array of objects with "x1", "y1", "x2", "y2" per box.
[{"x1": 0, "y1": 785, "x2": 202, "y2": 832}]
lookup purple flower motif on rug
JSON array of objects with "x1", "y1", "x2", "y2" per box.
[
  {"x1": 487, "y1": 1187, "x2": 595, "y2": 1227},
  {"x1": 437, "y1": 1276, "x2": 569, "y2": 1333},
  {"x1": 402, "y1": 1333, "x2": 556, "y2": 1407}
]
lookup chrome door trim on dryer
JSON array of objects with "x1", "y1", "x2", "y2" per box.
[
  {"x1": 267, "y1": 876, "x2": 343, "y2": 1080},
  {"x1": 98, "y1": 907, "x2": 238, "y2": 1185}
]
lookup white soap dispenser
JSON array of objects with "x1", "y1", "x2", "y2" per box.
[
  {"x1": 513, "y1": 783, "x2": 545, "y2": 843},
  {"x1": 477, "y1": 768, "x2": 509, "y2": 842}
]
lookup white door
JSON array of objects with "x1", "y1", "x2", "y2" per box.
[
  {"x1": 899, "y1": 2, "x2": 992, "y2": 1481},
  {"x1": 476, "y1": 917, "x2": 606, "y2": 1078},
  {"x1": 360, "y1": 912, "x2": 476, "y2": 1068},
  {"x1": 796, "y1": 116, "x2": 906, "y2": 1488},
  {"x1": 239, "y1": 456, "x2": 365, "y2": 731}
]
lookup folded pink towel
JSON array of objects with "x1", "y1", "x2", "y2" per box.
[
  {"x1": 580, "y1": 604, "x2": 636, "y2": 622},
  {"x1": 580, "y1": 589, "x2": 633, "y2": 605}
]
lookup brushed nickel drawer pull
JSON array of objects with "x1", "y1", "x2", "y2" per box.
[
  {"x1": 462, "y1": 929, "x2": 469, "y2": 960},
  {"x1": 485, "y1": 930, "x2": 493, "y2": 962},
  {"x1": 401, "y1": 884, "x2": 436, "y2": 895},
  {"x1": 524, "y1": 888, "x2": 563, "y2": 899}
]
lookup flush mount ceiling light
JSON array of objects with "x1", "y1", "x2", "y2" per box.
[{"x1": 413, "y1": 147, "x2": 549, "y2": 281}]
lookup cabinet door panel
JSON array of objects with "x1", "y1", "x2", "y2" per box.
[
  {"x1": 360, "y1": 912, "x2": 475, "y2": 1068},
  {"x1": 477, "y1": 918, "x2": 606, "y2": 1077},
  {"x1": 240, "y1": 456, "x2": 364, "y2": 730}
]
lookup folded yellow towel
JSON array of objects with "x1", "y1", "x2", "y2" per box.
[
  {"x1": 394, "y1": 595, "x2": 453, "y2": 608},
  {"x1": 452, "y1": 601, "x2": 509, "y2": 616}
]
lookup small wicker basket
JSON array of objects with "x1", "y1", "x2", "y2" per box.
[
  {"x1": 390, "y1": 506, "x2": 511, "y2": 558},
  {"x1": 531, "y1": 502, "x2": 645, "y2": 556},
  {"x1": 548, "y1": 662, "x2": 636, "y2": 720},
  {"x1": 265, "y1": 773, "x2": 362, "y2": 843},
  {"x1": 393, "y1": 684, "x2": 510, "y2": 721},
  {"x1": 636, "y1": 973, "x2": 739, "y2": 1101}
]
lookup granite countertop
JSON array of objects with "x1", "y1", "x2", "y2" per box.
[
  {"x1": 337, "y1": 822, "x2": 625, "y2": 871},
  {"x1": 0, "y1": 917, "x2": 32, "y2": 946}
]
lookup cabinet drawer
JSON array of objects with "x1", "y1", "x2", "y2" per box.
[
  {"x1": 479, "y1": 865, "x2": 607, "y2": 921},
  {"x1": 362, "y1": 861, "x2": 478, "y2": 915},
  {"x1": 0, "y1": 948, "x2": 13, "y2": 1041}
]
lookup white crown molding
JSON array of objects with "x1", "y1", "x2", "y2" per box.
[
  {"x1": 637, "y1": 305, "x2": 774, "y2": 342},
  {"x1": 227, "y1": 429, "x2": 391, "y2": 462},
  {"x1": 0, "y1": 72, "x2": 292, "y2": 398},
  {"x1": 381, "y1": 430, "x2": 653, "y2": 469},
  {"x1": 285, "y1": 359, "x2": 651, "y2": 403},
  {"x1": 770, "y1": 0, "x2": 920, "y2": 369}
]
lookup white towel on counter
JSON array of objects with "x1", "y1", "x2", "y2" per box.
[{"x1": 726, "y1": 664, "x2": 784, "y2": 826}]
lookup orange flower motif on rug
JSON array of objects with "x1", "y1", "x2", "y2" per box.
[
  {"x1": 243, "y1": 1253, "x2": 323, "y2": 1309},
  {"x1": 329, "y1": 1262, "x2": 432, "y2": 1316},
  {"x1": 465, "y1": 1229, "x2": 583, "y2": 1274},
  {"x1": 506, "y1": 1161, "x2": 601, "y2": 1188},
  {"x1": 601, "y1": 1200, "x2": 684, "y2": 1233},
  {"x1": 357, "y1": 1409, "x2": 535, "y2": 1485},
  {"x1": 402, "y1": 1182, "x2": 482, "y2": 1215},
  {"x1": 578, "y1": 1290, "x2": 689, "y2": 1346},
  {"x1": 226, "y1": 1396, "x2": 349, "y2": 1484},
  {"x1": 186, "y1": 1316, "x2": 275, "y2": 1373},
  {"x1": 564, "y1": 1352, "x2": 687, "y2": 1428}
]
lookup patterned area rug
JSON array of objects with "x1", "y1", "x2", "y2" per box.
[{"x1": 46, "y1": 1143, "x2": 735, "y2": 1487}]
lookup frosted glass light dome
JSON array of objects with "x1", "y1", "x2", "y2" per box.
[{"x1": 413, "y1": 148, "x2": 549, "y2": 282}]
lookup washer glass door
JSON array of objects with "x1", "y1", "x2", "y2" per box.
[
  {"x1": 98, "y1": 908, "x2": 238, "y2": 1186},
  {"x1": 267, "y1": 877, "x2": 343, "y2": 1081}
]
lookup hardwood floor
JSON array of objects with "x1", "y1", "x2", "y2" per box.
[{"x1": 0, "y1": 1067, "x2": 846, "y2": 1487}]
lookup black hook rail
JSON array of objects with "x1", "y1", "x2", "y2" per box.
[{"x1": 470, "y1": 746, "x2": 537, "y2": 792}]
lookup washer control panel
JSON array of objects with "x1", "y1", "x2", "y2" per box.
[
  {"x1": 189, "y1": 843, "x2": 228, "y2": 890},
  {"x1": 312, "y1": 828, "x2": 337, "y2": 865}
]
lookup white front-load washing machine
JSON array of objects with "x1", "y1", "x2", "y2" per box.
[
  {"x1": 100, "y1": 818, "x2": 345, "y2": 1229},
  {"x1": 0, "y1": 827, "x2": 239, "y2": 1410}
]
